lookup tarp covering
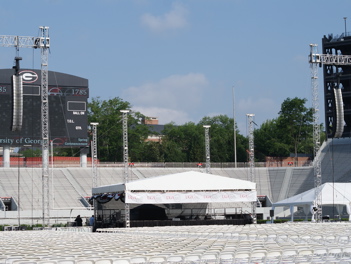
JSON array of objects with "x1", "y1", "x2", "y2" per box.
[
  {"x1": 272, "y1": 182, "x2": 351, "y2": 221},
  {"x1": 92, "y1": 171, "x2": 256, "y2": 204},
  {"x1": 272, "y1": 182, "x2": 351, "y2": 207}
]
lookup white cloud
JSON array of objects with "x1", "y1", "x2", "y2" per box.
[
  {"x1": 238, "y1": 97, "x2": 277, "y2": 116},
  {"x1": 236, "y1": 97, "x2": 280, "y2": 133},
  {"x1": 123, "y1": 73, "x2": 209, "y2": 125},
  {"x1": 141, "y1": 3, "x2": 188, "y2": 32}
]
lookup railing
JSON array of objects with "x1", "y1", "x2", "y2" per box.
[
  {"x1": 98, "y1": 161, "x2": 312, "y2": 168},
  {"x1": 0, "y1": 161, "x2": 313, "y2": 168},
  {"x1": 328, "y1": 31, "x2": 351, "y2": 42}
]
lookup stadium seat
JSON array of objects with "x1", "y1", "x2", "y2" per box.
[
  {"x1": 95, "y1": 260, "x2": 113, "y2": 264},
  {"x1": 112, "y1": 260, "x2": 130, "y2": 264},
  {"x1": 147, "y1": 256, "x2": 166, "y2": 263},
  {"x1": 129, "y1": 257, "x2": 147, "y2": 264},
  {"x1": 56, "y1": 260, "x2": 76, "y2": 264},
  {"x1": 75, "y1": 260, "x2": 95, "y2": 264},
  {"x1": 166, "y1": 256, "x2": 183, "y2": 263}
]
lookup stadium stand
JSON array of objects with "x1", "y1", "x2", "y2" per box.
[{"x1": 1, "y1": 138, "x2": 351, "y2": 224}]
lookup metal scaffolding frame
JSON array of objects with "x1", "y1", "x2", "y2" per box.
[
  {"x1": 0, "y1": 26, "x2": 50, "y2": 226},
  {"x1": 90, "y1": 123, "x2": 99, "y2": 188},
  {"x1": 121, "y1": 110, "x2": 130, "y2": 228},
  {"x1": 203, "y1": 125, "x2": 211, "y2": 174},
  {"x1": 247, "y1": 114, "x2": 256, "y2": 223},
  {"x1": 308, "y1": 44, "x2": 351, "y2": 222}
]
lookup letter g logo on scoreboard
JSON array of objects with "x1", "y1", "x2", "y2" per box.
[{"x1": 19, "y1": 70, "x2": 38, "y2": 83}]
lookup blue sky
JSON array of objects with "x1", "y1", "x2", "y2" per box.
[{"x1": 0, "y1": 0, "x2": 350, "y2": 134}]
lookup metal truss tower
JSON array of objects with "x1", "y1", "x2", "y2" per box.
[
  {"x1": 39, "y1": 27, "x2": 50, "y2": 227},
  {"x1": 309, "y1": 44, "x2": 351, "y2": 222},
  {"x1": 0, "y1": 26, "x2": 50, "y2": 226},
  {"x1": 90, "y1": 123, "x2": 99, "y2": 188},
  {"x1": 121, "y1": 110, "x2": 130, "y2": 228},
  {"x1": 247, "y1": 114, "x2": 255, "y2": 182},
  {"x1": 246, "y1": 114, "x2": 256, "y2": 223},
  {"x1": 309, "y1": 44, "x2": 322, "y2": 222},
  {"x1": 203, "y1": 125, "x2": 211, "y2": 174}
]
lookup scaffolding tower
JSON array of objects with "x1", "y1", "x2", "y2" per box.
[{"x1": 0, "y1": 26, "x2": 51, "y2": 226}]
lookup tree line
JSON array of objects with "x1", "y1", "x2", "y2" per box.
[{"x1": 85, "y1": 96, "x2": 323, "y2": 163}]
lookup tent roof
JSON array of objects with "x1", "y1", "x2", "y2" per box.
[
  {"x1": 272, "y1": 182, "x2": 351, "y2": 207},
  {"x1": 92, "y1": 171, "x2": 255, "y2": 194}
]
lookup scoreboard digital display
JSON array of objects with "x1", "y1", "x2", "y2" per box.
[{"x1": 0, "y1": 69, "x2": 89, "y2": 147}]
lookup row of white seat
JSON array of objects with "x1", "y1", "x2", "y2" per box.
[
  {"x1": 1, "y1": 223, "x2": 351, "y2": 263},
  {"x1": 97, "y1": 222, "x2": 351, "y2": 242},
  {"x1": 0, "y1": 250, "x2": 351, "y2": 264}
]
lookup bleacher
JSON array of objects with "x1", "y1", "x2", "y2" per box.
[
  {"x1": 0, "y1": 167, "x2": 312, "y2": 211},
  {"x1": 321, "y1": 138, "x2": 351, "y2": 182},
  {"x1": 1, "y1": 137, "x2": 351, "y2": 223}
]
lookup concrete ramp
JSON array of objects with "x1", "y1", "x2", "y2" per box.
[
  {"x1": 132, "y1": 169, "x2": 146, "y2": 179},
  {"x1": 277, "y1": 167, "x2": 293, "y2": 202}
]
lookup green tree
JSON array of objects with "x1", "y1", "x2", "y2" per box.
[
  {"x1": 53, "y1": 146, "x2": 81, "y2": 157},
  {"x1": 88, "y1": 97, "x2": 149, "y2": 162},
  {"x1": 254, "y1": 119, "x2": 290, "y2": 161},
  {"x1": 277, "y1": 97, "x2": 313, "y2": 158},
  {"x1": 128, "y1": 112, "x2": 151, "y2": 162},
  {"x1": 198, "y1": 115, "x2": 248, "y2": 163},
  {"x1": 161, "y1": 116, "x2": 249, "y2": 163},
  {"x1": 162, "y1": 139, "x2": 186, "y2": 162},
  {"x1": 161, "y1": 122, "x2": 204, "y2": 162},
  {"x1": 138, "y1": 141, "x2": 163, "y2": 162},
  {"x1": 199, "y1": 115, "x2": 233, "y2": 162},
  {"x1": 86, "y1": 96, "x2": 320, "y2": 164},
  {"x1": 19, "y1": 148, "x2": 41, "y2": 158},
  {"x1": 254, "y1": 97, "x2": 315, "y2": 162}
]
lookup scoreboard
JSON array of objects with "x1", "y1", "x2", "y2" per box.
[{"x1": 0, "y1": 69, "x2": 89, "y2": 147}]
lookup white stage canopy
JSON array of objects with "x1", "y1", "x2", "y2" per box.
[
  {"x1": 272, "y1": 182, "x2": 351, "y2": 221},
  {"x1": 92, "y1": 171, "x2": 256, "y2": 204}
]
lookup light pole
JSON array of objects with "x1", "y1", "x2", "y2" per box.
[
  {"x1": 203, "y1": 125, "x2": 211, "y2": 174},
  {"x1": 344, "y1": 17, "x2": 347, "y2": 36},
  {"x1": 232, "y1": 86, "x2": 237, "y2": 168}
]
